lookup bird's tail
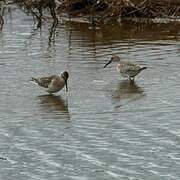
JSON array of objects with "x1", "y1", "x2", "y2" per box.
[
  {"x1": 139, "y1": 67, "x2": 147, "y2": 72},
  {"x1": 30, "y1": 77, "x2": 39, "y2": 85}
]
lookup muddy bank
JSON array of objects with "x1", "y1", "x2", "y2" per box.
[{"x1": 0, "y1": 0, "x2": 179, "y2": 30}]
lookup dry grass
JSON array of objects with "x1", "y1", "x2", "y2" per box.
[
  {"x1": 57, "y1": 0, "x2": 180, "y2": 19},
  {"x1": 14, "y1": 0, "x2": 180, "y2": 24}
]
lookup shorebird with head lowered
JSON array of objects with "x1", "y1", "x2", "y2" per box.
[
  {"x1": 30, "y1": 71, "x2": 69, "y2": 94},
  {"x1": 104, "y1": 55, "x2": 147, "y2": 82}
]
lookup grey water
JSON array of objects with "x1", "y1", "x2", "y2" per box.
[{"x1": 0, "y1": 5, "x2": 180, "y2": 180}]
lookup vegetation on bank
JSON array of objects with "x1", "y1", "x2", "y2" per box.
[
  {"x1": 0, "y1": 0, "x2": 180, "y2": 30},
  {"x1": 58, "y1": 0, "x2": 180, "y2": 23}
]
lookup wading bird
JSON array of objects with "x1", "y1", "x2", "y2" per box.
[
  {"x1": 104, "y1": 55, "x2": 147, "y2": 82},
  {"x1": 31, "y1": 71, "x2": 69, "y2": 94}
]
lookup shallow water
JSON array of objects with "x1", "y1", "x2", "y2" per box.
[{"x1": 0, "y1": 5, "x2": 180, "y2": 180}]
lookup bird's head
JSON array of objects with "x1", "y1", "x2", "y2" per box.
[
  {"x1": 104, "y1": 55, "x2": 121, "y2": 68},
  {"x1": 61, "y1": 71, "x2": 69, "y2": 92}
]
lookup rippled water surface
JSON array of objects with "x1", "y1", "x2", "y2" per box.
[{"x1": 0, "y1": 6, "x2": 180, "y2": 180}]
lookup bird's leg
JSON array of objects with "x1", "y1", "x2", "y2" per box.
[
  {"x1": 48, "y1": 92, "x2": 53, "y2": 96},
  {"x1": 129, "y1": 77, "x2": 134, "y2": 84}
]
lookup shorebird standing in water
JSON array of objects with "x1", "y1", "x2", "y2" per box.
[
  {"x1": 104, "y1": 55, "x2": 147, "y2": 82},
  {"x1": 31, "y1": 71, "x2": 69, "y2": 94}
]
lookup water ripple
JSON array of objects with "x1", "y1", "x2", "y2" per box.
[{"x1": 0, "y1": 5, "x2": 180, "y2": 180}]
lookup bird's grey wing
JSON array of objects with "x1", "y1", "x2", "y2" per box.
[
  {"x1": 123, "y1": 62, "x2": 141, "y2": 73},
  {"x1": 37, "y1": 75, "x2": 57, "y2": 88}
]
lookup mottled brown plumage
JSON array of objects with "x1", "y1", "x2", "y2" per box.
[
  {"x1": 104, "y1": 55, "x2": 147, "y2": 82},
  {"x1": 31, "y1": 71, "x2": 69, "y2": 94}
]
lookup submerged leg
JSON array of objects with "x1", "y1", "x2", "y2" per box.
[{"x1": 129, "y1": 77, "x2": 134, "y2": 84}]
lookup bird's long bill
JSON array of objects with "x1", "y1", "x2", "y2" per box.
[
  {"x1": 104, "y1": 60, "x2": 112, "y2": 68},
  {"x1": 65, "y1": 80, "x2": 68, "y2": 92}
]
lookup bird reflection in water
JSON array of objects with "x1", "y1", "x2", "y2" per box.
[
  {"x1": 112, "y1": 80, "x2": 145, "y2": 107},
  {"x1": 37, "y1": 95, "x2": 70, "y2": 120}
]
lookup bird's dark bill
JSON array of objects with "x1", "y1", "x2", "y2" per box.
[
  {"x1": 104, "y1": 60, "x2": 112, "y2": 68},
  {"x1": 65, "y1": 81, "x2": 68, "y2": 92}
]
